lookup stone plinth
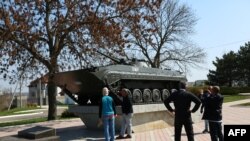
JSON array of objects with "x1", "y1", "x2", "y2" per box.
[
  {"x1": 17, "y1": 126, "x2": 59, "y2": 140},
  {"x1": 69, "y1": 103, "x2": 201, "y2": 132}
]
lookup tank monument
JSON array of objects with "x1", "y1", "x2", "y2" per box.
[{"x1": 53, "y1": 52, "x2": 201, "y2": 132}]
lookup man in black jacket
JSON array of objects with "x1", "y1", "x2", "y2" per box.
[
  {"x1": 116, "y1": 88, "x2": 133, "y2": 139},
  {"x1": 164, "y1": 82, "x2": 201, "y2": 141},
  {"x1": 200, "y1": 86, "x2": 212, "y2": 133},
  {"x1": 203, "y1": 86, "x2": 224, "y2": 141}
]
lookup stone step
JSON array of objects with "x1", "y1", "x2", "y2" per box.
[{"x1": 18, "y1": 126, "x2": 56, "y2": 139}]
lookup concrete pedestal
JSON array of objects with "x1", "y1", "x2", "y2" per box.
[
  {"x1": 69, "y1": 103, "x2": 201, "y2": 133},
  {"x1": 18, "y1": 126, "x2": 56, "y2": 139}
]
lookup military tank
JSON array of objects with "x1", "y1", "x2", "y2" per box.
[{"x1": 54, "y1": 52, "x2": 187, "y2": 105}]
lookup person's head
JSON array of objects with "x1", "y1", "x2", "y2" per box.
[
  {"x1": 178, "y1": 82, "x2": 186, "y2": 90},
  {"x1": 198, "y1": 89, "x2": 204, "y2": 94},
  {"x1": 120, "y1": 88, "x2": 128, "y2": 97},
  {"x1": 204, "y1": 85, "x2": 212, "y2": 94},
  {"x1": 102, "y1": 87, "x2": 109, "y2": 96},
  {"x1": 211, "y1": 86, "x2": 220, "y2": 94},
  {"x1": 208, "y1": 85, "x2": 213, "y2": 91},
  {"x1": 171, "y1": 89, "x2": 177, "y2": 93}
]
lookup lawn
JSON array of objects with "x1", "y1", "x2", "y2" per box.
[
  {"x1": 0, "y1": 118, "x2": 47, "y2": 127},
  {"x1": 0, "y1": 107, "x2": 41, "y2": 116},
  {"x1": 237, "y1": 102, "x2": 250, "y2": 106},
  {"x1": 223, "y1": 95, "x2": 250, "y2": 103},
  {"x1": 0, "y1": 117, "x2": 78, "y2": 127}
]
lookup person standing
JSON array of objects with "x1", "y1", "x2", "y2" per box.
[
  {"x1": 99, "y1": 87, "x2": 117, "y2": 141},
  {"x1": 164, "y1": 82, "x2": 201, "y2": 141},
  {"x1": 116, "y1": 88, "x2": 134, "y2": 139},
  {"x1": 204, "y1": 86, "x2": 224, "y2": 141},
  {"x1": 200, "y1": 86, "x2": 212, "y2": 133}
]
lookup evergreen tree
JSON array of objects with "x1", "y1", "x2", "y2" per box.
[
  {"x1": 237, "y1": 42, "x2": 250, "y2": 86},
  {"x1": 208, "y1": 51, "x2": 238, "y2": 87}
]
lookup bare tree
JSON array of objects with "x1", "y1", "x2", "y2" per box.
[
  {"x1": 0, "y1": 0, "x2": 160, "y2": 120},
  {"x1": 123, "y1": 0, "x2": 205, "y2": 72}
]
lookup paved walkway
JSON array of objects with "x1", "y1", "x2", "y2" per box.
[{"x1": 0, "y1": 99, "x2": 250, "y2": 141}]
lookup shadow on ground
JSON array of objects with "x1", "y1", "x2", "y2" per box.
[{"x1": 57, "y1": 125, "x2": 105, "y2": 141}]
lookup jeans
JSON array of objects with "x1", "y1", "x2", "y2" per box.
[
  {"x1": 209, "y1": 121, "x2": 224, "y2": 141},
  {"x1": 120, "y1": 113, "x2": 133, "y2": 136},
  {"x1": 103, "y1": 116, "x2": 115, "y2": 141}
]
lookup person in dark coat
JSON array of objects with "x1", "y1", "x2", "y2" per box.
[
  {"x1": 200, "y1": 86, "x2": 212, "y2": 133},
  {"x1": 164, "y1": 82, "x2": 201, "y2": 141},
  {"x1": 116, "y1": 88, "x2": 133, "y2": 139},
  {"x1": 203, "y1": 86, "x2": 224, "y2": 141}
]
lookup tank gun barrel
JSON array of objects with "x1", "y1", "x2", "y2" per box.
[{"x1": 96, "y1": 50, "x2": 127, "y2": 65}]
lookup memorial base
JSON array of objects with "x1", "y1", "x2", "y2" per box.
[{"x1": 69, "y1": 104, "x2": 201, "y2": 133}]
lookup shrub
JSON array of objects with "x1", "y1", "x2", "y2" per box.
[
  {"x1": 187, "y1": 86, "x2": 205, "y2": 96},
  {"x1": 26, "y1": 103, "x2": 38, "y2": 108},
  {"x1": 61, "y1": 109, "x2": 78, "y2": 118}
]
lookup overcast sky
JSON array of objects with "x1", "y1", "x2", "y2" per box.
[{"x1": 1, "y1": 0, "x2": 250, "y2": 91}]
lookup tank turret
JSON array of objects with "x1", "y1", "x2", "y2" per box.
[
  {"x1": 96, "y1": 50, "x2": 129, "y2": 65},
  {"x1": 53, "y1": 53, "x2": 187, "y2": 105}
]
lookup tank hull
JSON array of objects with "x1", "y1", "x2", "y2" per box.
[{"x1": 54, "y1": 65, "x2": 186, "y2": 105}]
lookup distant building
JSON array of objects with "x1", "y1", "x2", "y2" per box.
[
  {"x1": 28, "y1": 75, "x2": 76, "y2": 105},
  {"x1": 186, "y1": 82, "x2": 194, "y2": 87},
  {"x1": 193, "y1": 80, "x2": 208, "y2": 86},
  {"x1": 28, "y1": 76, "x2": 48, "y2": 105}
]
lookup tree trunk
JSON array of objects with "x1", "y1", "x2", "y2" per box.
[
  {"x1": 153, "y1": 55, "x2": 160, "y2": 68},
  {"x1": 47, "y1": 73, "x2": 57, "y2": 120}
]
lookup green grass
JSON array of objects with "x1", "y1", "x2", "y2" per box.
[
  {"x1": 0, "y1": 117, "x2": 47, "y2": 127},
  {"x1": 0, "y1": 107, "x2": 41, "y2": 116},
  {"x1": 238, "y1": 102, "x2": 250, "y2": 106},
  {"x1": 0, "y1": 116, "x2": 78, "y2": 128},
  {"x1": 223, "y1": 95, "x2": 250, "y2": 103},
  {"x1": 57, "y1": 104, "x2": 69, "y2": 107}
]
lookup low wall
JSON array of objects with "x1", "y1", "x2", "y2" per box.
[{"x1": 69, "y1": 103, "x2": 202, "y2": 133}]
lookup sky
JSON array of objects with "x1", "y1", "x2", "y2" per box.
[
  {"x1": 1, "y1": 0, "x2": 250, "y2": 91},
  {"x1": 181, "y1": 0, "x2": 250, "y2": 82}
]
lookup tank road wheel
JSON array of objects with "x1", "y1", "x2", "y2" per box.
[
  {"x1": 152, "y1": 89, "x2": 161, "y2": 102},
  {"x1": 161, "y1": 89, "x2": 170, "y2": 101},
  {"x1": 132, "y1": 89, "x2": 142, "y2": 103},
  {"x1": 143, "y1": 89, "x2": 152, "y2": 103}
]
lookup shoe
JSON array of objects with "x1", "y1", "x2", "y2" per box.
[
  {"x1": 116, "y1": 135, "x2": 125, "y2": 139},
  {"x1": 125, "y1": 134, "x2": 132, "y2": 138},
  {"x1": 202, "y1": 129, "x2": 209, "y2": 133}
]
